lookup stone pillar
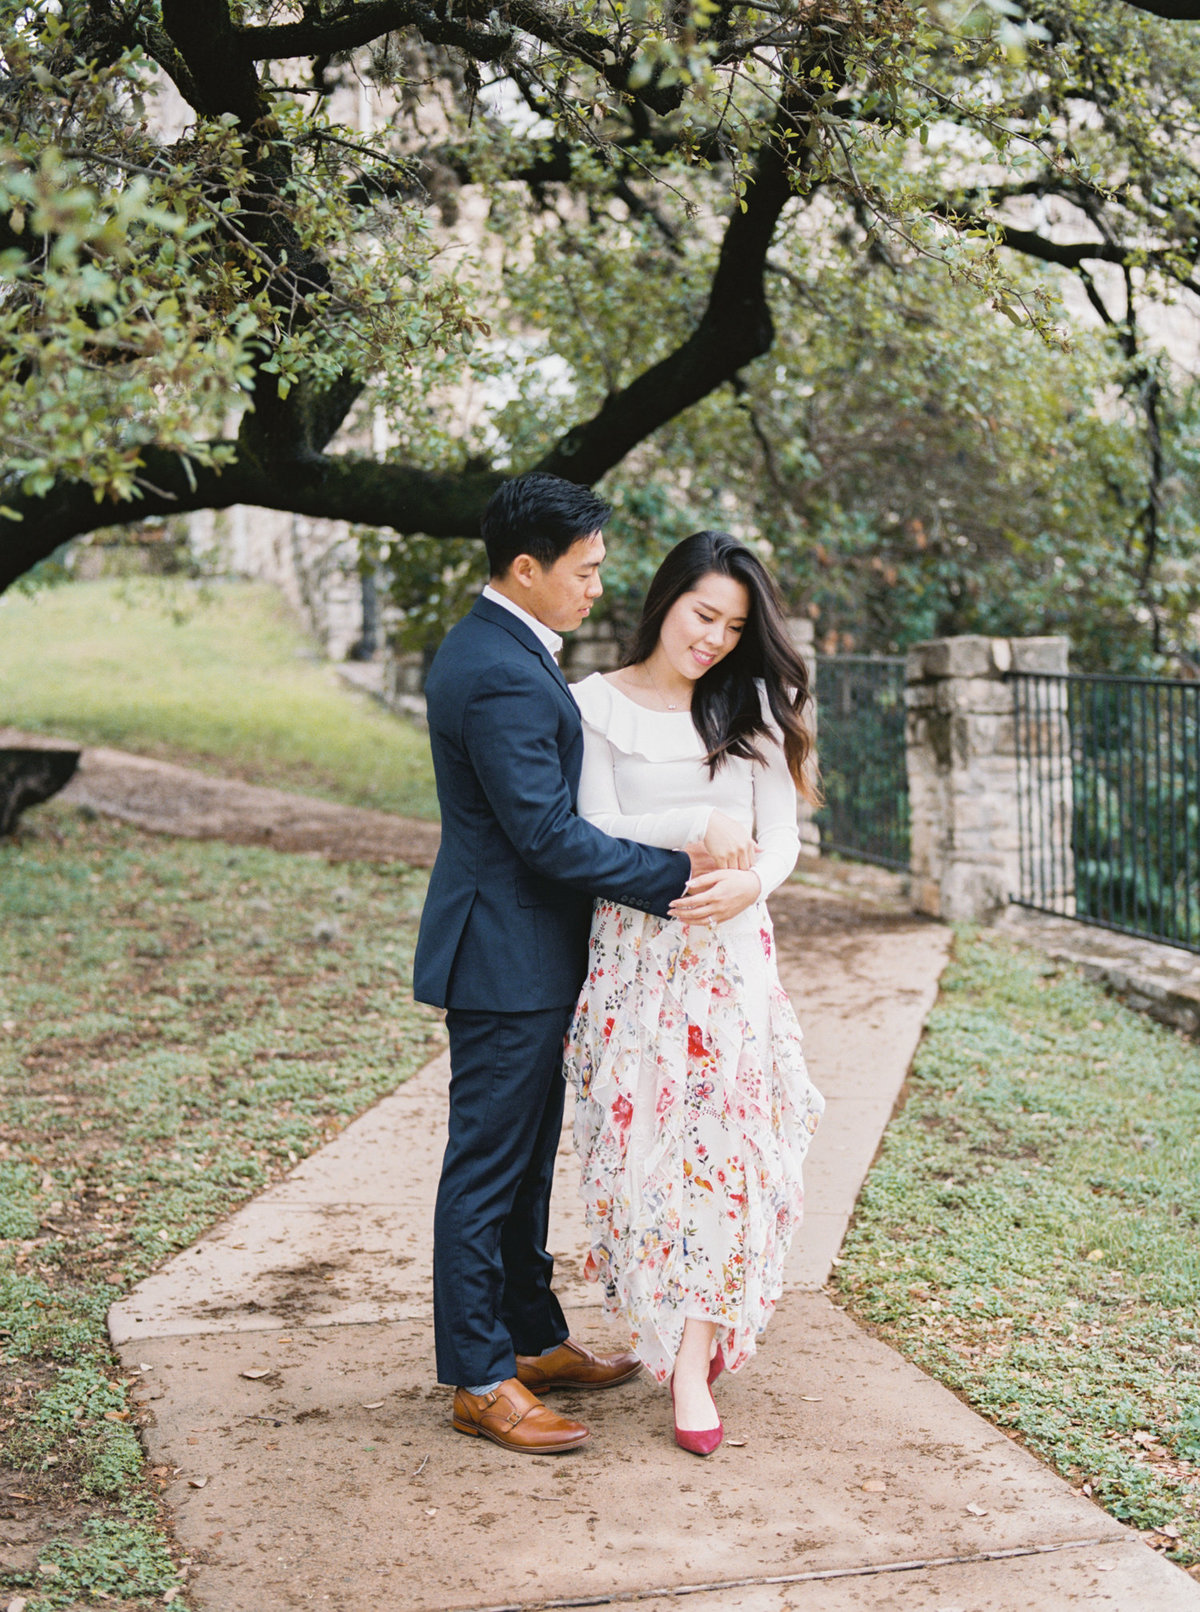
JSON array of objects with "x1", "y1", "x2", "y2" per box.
[
  {"x1": 787, "y1": 617, "x2": 820, "y2": 856},
  {"x1": 905, "y1": 635, "x2": 1070, "y2": 921}
]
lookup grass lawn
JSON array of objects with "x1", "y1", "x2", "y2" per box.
[
  {"x1": 834, "y1": 929, "x2": 1200, "y2": 1574},
  {"x1": 0, "y1": 578, "x2": 439, "y2": 820},
  {"x1": 0, "y1": 803, "x2": 440, "y2": 1610}
]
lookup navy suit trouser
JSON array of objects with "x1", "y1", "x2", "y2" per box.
[{"x1": 433, "y1": 1004, "x2": 573, "y2": 1387}]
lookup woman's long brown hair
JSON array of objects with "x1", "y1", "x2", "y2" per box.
[{"x1": 622, "y1": 531, "x2": 820, "y2": 803}]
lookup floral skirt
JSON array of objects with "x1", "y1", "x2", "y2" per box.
[{"x1": 563, "y1": 899, "x2": 824, "y2": 1384}]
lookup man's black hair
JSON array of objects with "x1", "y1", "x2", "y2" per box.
[{"x1": 481, "y1": 472, "x2": 613, "y2": 577}]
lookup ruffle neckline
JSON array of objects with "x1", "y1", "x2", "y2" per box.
[{"x1": 570, "y1": 672, "x2": 703, "y2": 764}]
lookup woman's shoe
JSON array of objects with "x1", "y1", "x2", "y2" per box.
[
  {"x1": 707, "y1": 1348, "x2": 724, "y2": 1388},
  {"x1": 669, "y1": 1373, "x2": 723, "y2": 1456}
]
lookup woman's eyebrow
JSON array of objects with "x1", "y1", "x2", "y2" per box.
[{"x1": 695, "y1": 595, "x2": 747, "y2": 621}]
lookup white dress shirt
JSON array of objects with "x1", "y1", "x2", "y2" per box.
[{"x1": 482, "y1": 585, "x2": 563, "y2": 661}]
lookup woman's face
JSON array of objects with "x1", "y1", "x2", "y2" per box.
[{"x1": 656, "y1": 571, "x2": 751, "y2": 682}]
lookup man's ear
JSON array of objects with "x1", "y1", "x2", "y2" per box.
[{"x1": 509, "y1": 554, "x2": 539, "y2": 590}]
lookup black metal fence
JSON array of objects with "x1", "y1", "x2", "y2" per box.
[
  {"x1": 1010, "y1": 671, "x2": 1200, "y2": 953},
  {"x1": 814, "y1": 654, "x2": 910, "y2": 870}
]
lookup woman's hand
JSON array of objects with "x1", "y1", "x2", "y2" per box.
[
  {"x1": 702, "y1": 810, "x2": 758, "y2": 871},
  {"x1": 669, "y1": 868, "x2": 762, "y2": 927}
]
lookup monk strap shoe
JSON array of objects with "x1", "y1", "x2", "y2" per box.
[
  {"x1": 515, "y1": 1338, "x2": 642, "y2": 1392},
  {"x1": 451, "y1": 1379, "x2": 589, "y2": 1453}
]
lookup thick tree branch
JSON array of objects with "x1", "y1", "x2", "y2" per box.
[
  {"x1": 238, "y1": 0, "x2": 697, "y2": 116},
  {"x1": 160, "y1": 0, "x2": 269, "y2": 127},
  {"x1": 1118, "y1": 0, "x2": 1200, "y2": 18},
  {"x1": 0, "y1": 84, "x2": 814, "y2": 594},
  {"x1": 533, "y1": 93, "x2": 817, "y2": 484},
  {"x1": 237, "y1": 0, "x2": 511, "y2": 61},
  {"x1": 0, "y1": 450, "x2": 507, "y2": 594}
]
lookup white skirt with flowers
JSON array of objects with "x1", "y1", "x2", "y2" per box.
[{"x1": 563, "y1": 897, "x2": 824, "y2": 1384}]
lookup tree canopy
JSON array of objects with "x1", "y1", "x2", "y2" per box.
[{"x1": 2, "y1": 0, "x2": 1200, "y2": 660}]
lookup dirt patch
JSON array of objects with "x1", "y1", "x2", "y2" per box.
[{"x1": 1, "y1": 729, "x2": 441, "y2": 866}]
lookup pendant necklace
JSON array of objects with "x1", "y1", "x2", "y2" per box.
[{"x1": 643, "y1": 661, "x2": 686, "y2": 711}]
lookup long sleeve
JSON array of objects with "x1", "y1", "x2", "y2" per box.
[
  {"x1": 460, "y1": 660, "x2": 691, "y2": 913},
  {"x1": 576, "y1": 718, "x2": 712, "y2": 849},
  {"x1": 751, "y1": 731, "x2": 801, "y2": 897}
]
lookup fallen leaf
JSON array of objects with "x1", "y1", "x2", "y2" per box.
[
  {"x1": 799, "y1": 1395, "x2": 822, "y2": 1403},
  {"x1": 240, "y1": 1369, "x2": 273, "y2": 1380},
  {"x1": 103, "y1": 1409, "x2": 131, "y2": 1422},
  {"x1": 361, "y1": 1401, "x2": 384, "y2": 1410},
  {"x1": 36, "y1": 1563, "x2": 60, "y2": 1577},
  {"x1": 965, "y1": 1502, "x2": 988, "y2": 1517},
  {"x1": 1094, "y1": 1560, "x2": 1117, "y2": 1572},
  {"x1": 727, "y1": 1438, "x2": 747, "y2": 1447},
  {"x1": 861, "y1": 1479, "x2": 887, "y2": 1494},
  {"x1": 188, "y1": 1476, "x2": 208, "y2": 1489},
  {"x1": 139, "y1": 1363, "x2": 155, "y2": 1371},
  {"x1": 425, "y1": 1507, "x2": 438, "y2": 1516},
  {"x1": 186, "y1": 1437, "x2": 199, "y2": 1446}
]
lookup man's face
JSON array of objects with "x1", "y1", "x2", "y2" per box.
[{"x1": 523, "y1": 530, "x2": 605, "y2": 633}]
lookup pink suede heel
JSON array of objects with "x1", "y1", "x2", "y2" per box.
[{"x1": 669, "y1": 1373, "x2": 723, "y2": 1456}]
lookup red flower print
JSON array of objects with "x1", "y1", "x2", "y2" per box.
[
  {"x1": 760, "y1": 927, "x2": 772, "y2": 959},
  {"x1": 687, "y1": 1023, "x2": 707, "y2": 1060},
  {"x1": 603, "y1": 1015, "x2": 615, "y2": 1043},
  {"x1": 611, "y1": 1093, "x2": 633, "y2": 1134}
]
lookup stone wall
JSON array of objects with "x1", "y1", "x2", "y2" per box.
[{"x1": 905, "y1": 635, "x2": 1070, "y2": 922}]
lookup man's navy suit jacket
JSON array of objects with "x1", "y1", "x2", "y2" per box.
[{"x1": 412, "y1": 595, "x2": 691, "y2": 1013}]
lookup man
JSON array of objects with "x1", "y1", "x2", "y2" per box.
[{"x1": 413, "y1": 472, "x2": 707, "y2": 1454}]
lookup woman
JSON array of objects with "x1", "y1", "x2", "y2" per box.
[{"x1": 563, "y1": 531, "x2": 824, "y2": 1456}]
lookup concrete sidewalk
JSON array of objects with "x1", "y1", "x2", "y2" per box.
[{"x1": 109, "y1": 885, "x2": 1200, "y2": 1611}]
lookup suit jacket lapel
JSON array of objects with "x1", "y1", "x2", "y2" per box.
[{"x1": 470, "y1": 596, "x2": 574, "y2": 702}]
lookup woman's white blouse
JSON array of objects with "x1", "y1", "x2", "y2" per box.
[{"x1": 570, "y1": 672, "x2": 800, "y2": 898}]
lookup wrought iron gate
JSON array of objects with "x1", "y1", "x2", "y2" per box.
[{"x1": 814, "y1": 655, "x2": 910, "y2": 871}]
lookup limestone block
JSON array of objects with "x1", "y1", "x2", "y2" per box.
[
  {"x1": 912, "y1": 876, "x2": 942, "y2": 916},
  {"x1": 940, "y1": 862, "x2": 1010, "y2": 921},
  {"x1": 944, "y1": 680, "x2": 1016, "y2": 717},
  {"x1": 909, "y1": 636, "x2": 1001, "y2": 681},
  {"x1": 1010, "y1": 637, "x2": 1070, "y2": 675}
]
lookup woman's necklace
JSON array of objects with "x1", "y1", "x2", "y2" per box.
[{"x1": 642, "y1": 661, "x2": 688, "y2": 712}]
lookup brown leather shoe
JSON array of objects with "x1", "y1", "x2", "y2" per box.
[
  {"x1": 515, "y1": 1338, "x2": 642, "y2": 1392},
  {"x1": 451, "y1": 1379, "x2": 590, "y2": 1453}
]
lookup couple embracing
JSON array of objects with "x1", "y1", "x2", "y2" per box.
[{"x1": 412, "y1": 473, "x2": 824, "y2": 1458}]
